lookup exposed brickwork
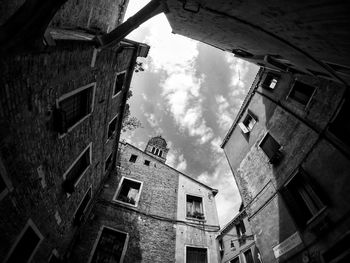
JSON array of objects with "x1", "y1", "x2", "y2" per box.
[
  {"x1": 51, "y1": 0, "x2": 129, "y2": 32},
  {"x1": 70, "y1": 142, "x2": 178, "y2": 262},
  {"x1": 0, "y1": 40, "x2": 137, "y2": 262}
]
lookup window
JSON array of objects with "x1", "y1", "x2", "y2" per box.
[
  {"x1": 113, "y1": 177, "x2": 142, "y2": 207},
  {"x1": 73, "y1": 186, "x2": 92, "y2": 226},
  {"x1": 329, "y1": 98, "x2": 350, "y2": 147},
  {"x1": 89, "y1": 226, "x2": 128, "y2": 263},
  {"x1": 107, "y1": 115, "x2": 118, "y2": 140},
  {"x1": 259, "y1": 133, "x2": 283, "y2": 164},
  {"x1": 155, "y1": 149, "x2": 159, "y2": 155},
  {"x1": 5, "y1": 219, "x2": 43, "y2": 263},
  {"x1": 105, "y1": 152, "x2": 113, "y2": 173},
  {"x1": 262, "y1": 72, "x2": 279, "y2": 89},
  {"x1": 112, "y1": 72, "x2": 126, "y2": 97},
  {"x1": 151, "y1": 147, "x2": 155, "y2": 154},
  {"x1": 186, "y1": 247, "x2": 207, "y2": 263},
  {"x1": 159, "y1": 150, "x2": 163, "y2": 157},
  {"x1": 281, "y1": 169, "x2": 325, "y2": 227},
  {"x1": 144, "y1": 160, "x2": 150, "y2": 166},
  {"x1": 239, "y1": 112, "x2": 257, "y2": 133},
  {"x1": 129, "y1": 154, "x2": 137, "y2": 163},
  {"x1": 244, "y1": 249, "x2": 254, "y2": 263},
  {"x1": 230, "y1": 257, "x2": 240, "y2": 263},
  {"x1": 186, "y1": 195, "x2": 204, "y2": 220},
  {"x1": 55, "y1": 83, "x2": 96, "y2": 134},
  {"x1": 62, "y1": 144, "x2": 91, "y2": 194},
  {"x1": 236, "y1": 220, "x2": 246, "y2": 246},
  {"x1": 230, "y1": 240, "x2": 235, "y2": 249},
  {"x1": 0, "y1": 158, "x2": 13, "y2": 201},
  {"x1": 287, "y1": 80, "x2": 316, "y2": 106}
]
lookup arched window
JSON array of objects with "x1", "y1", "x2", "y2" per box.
[
  {"x1": 155, "y1": 149, "x2": 159, "y2": 155},
  {"x1": 151, "y1": 147, "x2": 155, "y2": 153},
  {"x1": 159, "y1": 150, "x2": 163, "y2": 157}
]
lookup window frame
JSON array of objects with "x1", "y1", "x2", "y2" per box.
[
  {"x1": 281, "y1": 168, "x2": 326, "y2": 228},
  {"x1": 112, "y1": 71, "x2": 127, "y2": 98},
  {"x1": 186, "y1": 194, "x2": 205, "y2": 220},
  {"x1": 113, "y1": 176, "x2": 143, "y2": 207},
  {"x1": 107, "y1": 114, "x2": 119, "y2": 141},
  {"x1": 239, "y1": 112, "x2": 257, "y2": 134},
  {"x1": 129, "y1": 154, "x2": 138, "y2": 163},
  {"x1": 0, "y1": 157, "x2": 13, "y2": 201},
  {"x1": 286, "y1": 79, "x2": 317, "y2": 109},
  {"x1": 72, "y1": 185, "x2": 92, "y2": 226},
  {"x1": 88, "y1": 225, "x2": 129, "y2": 263},
  {"x1": 105, "y1": 151, "x2": 113, "y2": 173},
  {"x1": 260, "y1": 72, "x2": 280, "y2": 90},
  {"x1": 62, "y1": 143, "x2": 92, "y2": 189},
  {"x1": 259, "y1": 132, "x2": 283, "y2": 164},
  {"x1": 185, "y1": 245, "x2": 209, "y2": 263},
  {"x1": 4, "y1": 219, "x2": 44, "y2": 263},
  {"x1": 56, "y1": 82, "x2": 96, "y2": 137}
]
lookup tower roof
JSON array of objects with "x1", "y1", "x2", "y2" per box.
[{"x1": 148, "y1": 135, "x2": 167, "y2": 148}]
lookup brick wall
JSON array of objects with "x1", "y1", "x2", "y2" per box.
[
  {"x1": 0, "y1": 41, "x2": 136, "y2": 262},
  {"x1": 70, "y1": 142, "x2": 178, "y2": 262}
]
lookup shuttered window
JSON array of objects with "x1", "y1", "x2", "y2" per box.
[
  {"x1": 91, "y1": 227, "x2": 128, "y2": 263},
  {"x1": 186, "y1": 247, "x2": 207, "y2": 263},
  {"x1": 65, "y1": 147, "x2": 90, "y2": 185}
]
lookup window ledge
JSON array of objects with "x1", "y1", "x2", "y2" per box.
[
  {"x1": 186, "y1": 217, "x2": 206, "y2": 223},
  {"x1": 113, "y1": 199, "x2": 138, "y2": 208}
]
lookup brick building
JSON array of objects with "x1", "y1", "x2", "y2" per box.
[
  {"x1": 69, "y1": 136, "x2": 220, "y2": 262},
  {"x1": 217, "y1": 204, "x2": 261, "y2": 263},
  {"x1": 0, "y1": 1, "x2": 150, "y2": 261},
  {"x1": 221, "y1": 68, "x2": 350, "y2": 262}
]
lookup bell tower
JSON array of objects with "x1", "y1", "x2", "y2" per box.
[{"x1": 144, "y1": 135, "x2": 169, "y2": 163}]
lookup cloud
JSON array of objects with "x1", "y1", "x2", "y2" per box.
[
  {"x1": 197, "y1": 162, "x2": 242, "y2": 227},
  {"x1": 176, "y1": 154, "x2": 187, "y2": 172},
  {"x1": 166, "y1": 149, "x2": 187, "y2": 172},
  {"x1": 215, "y1": 95, "x2": 234, "y2": 132},
  {"x1": 138, "y1": 14, "x2": 214, "y2": 144},
  {"x1": 144, "y1": 112, "x2": 163, "y2": 134}
]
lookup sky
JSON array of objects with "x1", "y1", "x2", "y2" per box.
[{"x1": 122, "y1": 0, "x2": 259, "y2": 227}]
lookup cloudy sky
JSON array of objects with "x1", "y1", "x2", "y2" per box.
[{"x1": 122, "y1": 0, "x2": 259, "y2": 227}]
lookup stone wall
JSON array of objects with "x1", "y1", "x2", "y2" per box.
[
  {"x1": 70, "y1": 142, "x2": 178, "y2": 262},
  {"x1": 0, "y1": 41, "x2": 136, "y2": 262}
]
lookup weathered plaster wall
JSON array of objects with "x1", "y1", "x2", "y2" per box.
[
  {"x1": 223, "y1": 69, "x2": 350, "y2": 262},
  {"x1": 166, "y1": 0, "x2": 350, "y2": 84},
  {"x1": 175, "y1": 175, "x2": 219, "y2": 263}
]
